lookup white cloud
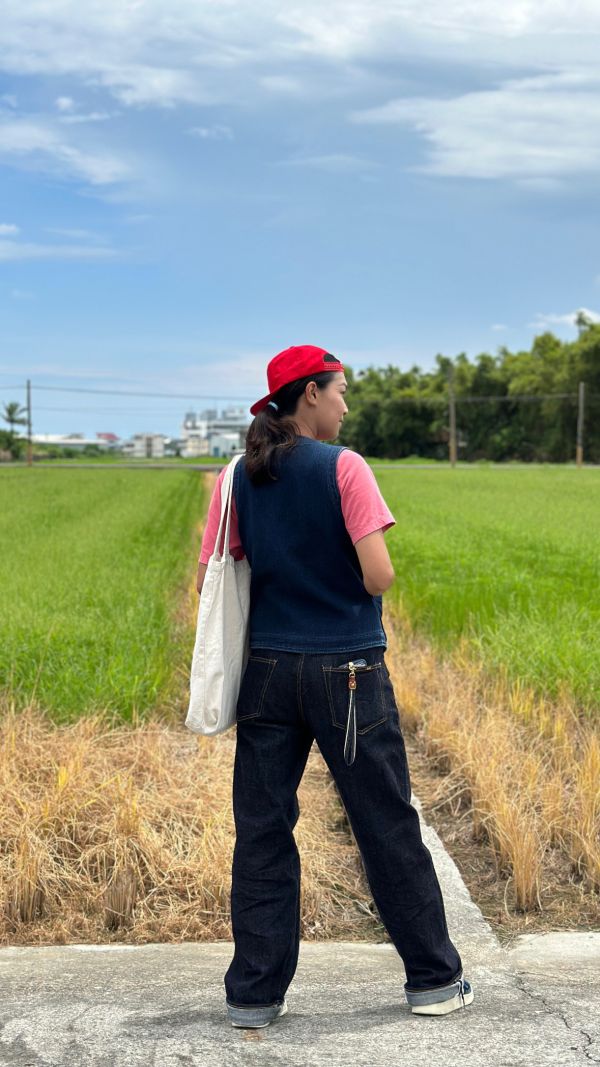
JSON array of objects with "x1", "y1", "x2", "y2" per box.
[
  {"x1": 0, "y1": 240, "x2": 118, "y2": 261},
  {"x1": 93, "y1": 64, "x2": 217, "y2": 109},
  {"x1": 1, "y1": 1, "x2": 600, "y2": 194},
  {"x1": 44, "y1": 226, "x2": 108, "y2": 241},
  {"x1": 491, "y1": 323, "x2": 508, "y2": 331},
  {"x1": 55, "y1": 96, "x2": 75, "y2": 112},
  {"x1": 0, "y1": 222, "x2": 19, "y2": 235},
  {"x1": 0, "y1": 117, "x2": 132, "y2": 185},
  {"x1": 1, "y1": 93, "x2": 18, "y2": 109},
  {"x1": 186, "y1": 124, "x2": 233, "y2": 140},
  {"x1": 58, "y1": 111, "x2": 114, "y2": 124},
  {"x1": 2, "y1": 1, "x2": 600, "y2": 113},
  {"x1": 277, "y1": 152, "x2": 378, "y2": 173},
  {"x1": 276, "y1": 3, "x2": 600, "y2": 63},
  {"x1": 350, "y1": 68, "x2": 600, "y2": 182},
  {"x1": 527, "y1": 307, "x2": 600, "y2": 329}
]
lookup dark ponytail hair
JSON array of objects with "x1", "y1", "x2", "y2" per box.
[{"x1": 244, "y1": 371, "x2": 340, "y2": 485}]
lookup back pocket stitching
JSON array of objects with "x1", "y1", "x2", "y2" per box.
[{"x1": 237, "y1": 656, "x2": 277, "y2": 720}]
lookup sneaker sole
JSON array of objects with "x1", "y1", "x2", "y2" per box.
[
  {"x1": 411, "y1": 988, "x2": 474, "y2": 1015},
  {"x1": 230, "y1": 1001, "x2": 288, "y2": 1028}
]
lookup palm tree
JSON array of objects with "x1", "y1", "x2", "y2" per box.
[
  {"x1": 1, "y1": 400, "x2": 28, "y2": 432},
  {"x1": 0, "y1": 400, "x2": 28, "y2": 459}
]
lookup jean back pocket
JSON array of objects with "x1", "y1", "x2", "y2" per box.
[
  {"x1": 322, "y1": 658, "x2": 387, "y2": 736},
  {"x1": 236, "y1": 655, "x2": 277, "y2": 721}
]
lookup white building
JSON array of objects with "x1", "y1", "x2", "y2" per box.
[
  {"x1": 122, "y1": 433, "x2": 166, "y2": 458},
  {"x1": 181, "y1": 406, "x2": 249, "y2": 458},
  {"x1": 28, "y1": 433, "x2": 113, "y2": 451},
  {"x1": 181, "y1": 410, "x2": 211, "y2": 457}
]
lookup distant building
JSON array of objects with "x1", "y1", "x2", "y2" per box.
[
  {"x1": 122, "y1": 433, "x2": 166, "y2": 459},
  {"x1": 96, "y1": 432, "x2": 120, "y2": 447},
  {"x1": 210, "y1": 431, "x2": 243, "y2": 457},
  {"x1": 24, "y1": 406, "x2": 251, "y2": 460},
  {"x1": 181, "y1": 405, "x2": 250, "y2": 458},
  {"x1": 181, "y1": 410, "x2": 210, "y2": 457},
  {"x1": 28, "y1": 433, "x2": 113, "y2": 451},
  {"x1": 163, "y1": 437, "x2": 184, "y2": 457}
]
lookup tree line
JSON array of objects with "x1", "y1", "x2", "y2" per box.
[
  {"x1": 2, "y1": 317, "x2": 599, "y2": 463},
  {"x1": 339, "y1": 318, "x2": 600, "y2": 463}
]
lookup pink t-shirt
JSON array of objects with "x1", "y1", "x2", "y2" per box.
[{"x1": 198, "y1": 449, "x2": 396, "y2": 564}]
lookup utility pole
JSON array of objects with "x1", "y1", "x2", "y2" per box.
[
  {"x1": 27, "y1": 378, "x2": 33, "y2": 467},
  {"x1": 576, "y1": 381, "x2": 585, "y2": 469},
  {"x1": 448, "y1": 366, "x2": 457, "y2": 468}
]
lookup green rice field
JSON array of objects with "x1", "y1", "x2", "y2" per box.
[
  {"x1": 378, "y1": 465, "x2": 600, "y2": 714},
  {"x1": 1, "y1": 462, "x2": 598, "y2": 720},
  {"x1": 0, "y1": 468, "x2": 205, "y2": 722}
]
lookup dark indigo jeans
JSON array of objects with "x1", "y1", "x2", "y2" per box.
[{"x1": 224, "y1": 645, "x2": 463, "y2": 1011}]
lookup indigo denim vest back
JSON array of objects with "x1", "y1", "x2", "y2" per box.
[{"x1": 232, "y1": 435, "x2": 387, "y2": 653}]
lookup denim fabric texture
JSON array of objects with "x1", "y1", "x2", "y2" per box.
[
  {"x1": 224, "y1": 645, "x2": 464, "y2": 1019},
  {"x1": 232, "y1": 436, "x2": 387, "y2": 653}
]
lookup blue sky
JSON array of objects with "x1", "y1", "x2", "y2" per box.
[{"x1": 1, "y1": 1, "x2": 600, "y2": 440}]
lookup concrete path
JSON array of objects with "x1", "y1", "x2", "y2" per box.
[{"x1": 1, "y1": 793, "x2": 598, "y2": 1066}]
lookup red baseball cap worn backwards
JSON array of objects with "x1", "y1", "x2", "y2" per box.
[{"x1": 250, "y1": 345, "x2": 345, "y2": 416}]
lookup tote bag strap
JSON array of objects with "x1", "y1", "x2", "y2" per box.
[{"x1": 213, "y1": 453, "x2": 243, "y2": 560}]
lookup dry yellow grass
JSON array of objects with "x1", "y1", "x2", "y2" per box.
[
  {"x1": 385, "y1": 601, "x2": 600, "y2": 912},
  {"x1": 1, "y1": 512, "x2": 376, "y2": 945},
  {"x1": 2, "y1": 539, "x2": 598, "y2": 945},
  {"x1": 0, "y1": 694, "x2": 380, "y2": 945}
]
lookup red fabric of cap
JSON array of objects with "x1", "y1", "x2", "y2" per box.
[{"x1": 250, "y1": 345, "x2": 345, "y2": 415}]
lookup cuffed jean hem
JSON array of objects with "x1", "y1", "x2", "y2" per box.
[
  {"x1": 404, "y1": 971, "x2": 465, "y2": 1007},
  {"x1": 226, "y1": 999, "x2": 285, "y2": 1026}
]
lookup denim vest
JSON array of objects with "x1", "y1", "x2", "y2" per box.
[{"x1": 232, "y1": 435, "x2": 387, "y2": 653}]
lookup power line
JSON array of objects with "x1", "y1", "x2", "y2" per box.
[
  {"x1": 455, "y1": 392, "x2": 578, "y2": 403},
  {"x1": 31, "y1": 384, "x2": 255, "y2": 400},
  {"x1": 28, "y1": 406, "x2": 203, "y2": 416},
  {"x1": 351, "y1": 392, "x2": 580, "y2": 404},
  {"x1": 3, "y1": 380, "x2": 599, "y2": 404}
]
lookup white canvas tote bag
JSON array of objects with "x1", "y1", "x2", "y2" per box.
[{"x1": 185, "y1": 453, "x2": 251, "y2": 735}]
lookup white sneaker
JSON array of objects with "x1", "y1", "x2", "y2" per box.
[
  {"x1": 228, "y1": 997, "x2": 288, "y2": 1028},
  {"x1": 410, "y1": 977, "x2": 474, "y2": 1015}
]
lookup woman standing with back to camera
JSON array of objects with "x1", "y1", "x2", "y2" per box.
[{"x1": 196, "y1": 345, "x2": 474, "y2": 1029}]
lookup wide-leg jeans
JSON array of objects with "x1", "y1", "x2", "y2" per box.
[{"x1": 224, "y1": 645, "x2": 464, "y2": 1013}]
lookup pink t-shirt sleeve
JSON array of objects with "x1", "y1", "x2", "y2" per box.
[
  {"x1": 336, "y1": 449, "x2": 396, "y2": 544},
  {"x1": 198, "y1": 467, "x2": 245, "y2": 563},
  {"x1": 198, "y1": 449, "x2": 395, "y2": 563}
]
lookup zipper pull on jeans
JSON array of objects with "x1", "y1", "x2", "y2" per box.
[{"x1": 344, "y1": 661, "x2": 359, "y2": 766}]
